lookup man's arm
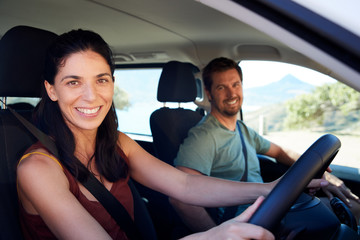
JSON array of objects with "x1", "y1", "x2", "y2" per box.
[
  {"x1": 169, "y1": 166, "x2": 217, "y2": 232},
  {"x1": 264, "y1": 142, "x2": 300, "y2": 166}
]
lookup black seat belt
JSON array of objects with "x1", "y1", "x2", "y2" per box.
[
  {"x1": 237, "y1": 121, "x2": 248, "y2": 183},
  {"x1": 220, "y1": 121, "x2": 248, "y2": 222},
  {"x1": 9, "y1": 107, "x2": 157, "y2": 240}
]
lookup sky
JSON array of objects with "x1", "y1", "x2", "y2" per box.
[{"x1": 239, "y1": 61, "x2": 336, "y2": 89}]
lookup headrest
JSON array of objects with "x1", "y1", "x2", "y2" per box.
[
  {"x1": 157, "y1": 61, "x2": 199, "y2": 103},
  {"x1": 0, "y1": 26, "x2": 58, "y2": 97}
]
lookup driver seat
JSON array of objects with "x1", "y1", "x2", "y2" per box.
[{"x1": 0, "y1": 25, "x2": 58, "y2": 240}]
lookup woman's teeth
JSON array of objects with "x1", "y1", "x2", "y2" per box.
[{"x1": 76, "y1": 107, "x2": 100, "y2": 114}]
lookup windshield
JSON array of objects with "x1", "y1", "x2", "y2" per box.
[
  {"x1": 240, "y1": 60, "x2": 360, "y2": 169},
  {"x1": 292, "y1": 0, "x2": 360, "y2": 37}
]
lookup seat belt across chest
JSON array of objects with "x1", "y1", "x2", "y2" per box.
[
  {"x1": 9, "y1": 107, "x2": 156, "y2": 240},
  {"x1": 220, "y1": 121, "x2": 248, "y2": 222}
]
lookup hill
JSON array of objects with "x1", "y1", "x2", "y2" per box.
[{"x1": 243, "y1": 74, "x2": 315, "y2": 111}]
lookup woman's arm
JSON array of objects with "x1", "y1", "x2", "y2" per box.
[
  {"x1": 120, "y1": 132, "x2": 274, "y2": 207},
  {"x1": 169, "y1": 166, "x2": 218, "y2": 232},
  {"x1": 17, "y1": 150, "x2": 111, "y2": 240},
  {"x1": 181, "y1": 196, "x2": 274, "y2": 240}
]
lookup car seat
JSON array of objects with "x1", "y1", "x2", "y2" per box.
[
  {"x1": 0, "y1": 25, "x2": 58, "y2": 240},
  {"x1": 148, "y1": 61, "x2": 204, "y2": 239},
  {"x1": 150, "y1": 61, "x2": 203, "y2": 166}
]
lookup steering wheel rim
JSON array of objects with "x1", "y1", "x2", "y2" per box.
[{"x1": 248, "y1": 134, "x2": 341, "y2": 232}]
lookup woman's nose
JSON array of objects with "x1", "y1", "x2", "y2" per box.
[{"x1": 83, "y1": 83, "x2": 97, "y2": 101}]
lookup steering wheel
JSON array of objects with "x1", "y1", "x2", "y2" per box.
[{"x1": 248, "y1": 134, "x2": 341, "y2": 232}]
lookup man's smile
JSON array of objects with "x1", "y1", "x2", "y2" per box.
[{"x1": 225, "y1": 98, "x2": 238, "y2": 105}]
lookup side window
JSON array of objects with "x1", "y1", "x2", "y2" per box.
[
  {"x1": 240, "y1": 60, "x2": 360, "y2": 169},
  {"x1": 113, "y1": 68, "x2": 198, "y2": 139},
  {"x1": 5, "y1": 97, "x2": 40, "y2": 108}
]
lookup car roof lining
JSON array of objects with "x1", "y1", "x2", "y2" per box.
[{"x1": 0, "y1": 0, "x2": 353, "y2": 87}]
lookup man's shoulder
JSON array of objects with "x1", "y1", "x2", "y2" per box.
[
  {"x1": 189, "y1": 114, "x2": 220, "y2": 136},
  {"x1": 237, "y1": 119, "x2": 249, "y2": 128},
  {"x1": 237, "y1": 120, "x2": 256, "y2": 135}
]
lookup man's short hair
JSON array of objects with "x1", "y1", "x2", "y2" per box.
[{"x1": 202, "y1": 57, "x2": 243, "y2": 92}]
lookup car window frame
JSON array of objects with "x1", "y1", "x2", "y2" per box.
[{"x1": 233, "y1": 0, "x2": 360, "y2": 72}]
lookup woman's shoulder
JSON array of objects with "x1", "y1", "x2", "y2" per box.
[
  {"x1": 17, "y1": 145, "x2": 65, "y2": 187},
  {"x1": 116, "y1": 131, "x2": 153, "y2": 165},
  {"x1": 17, "y1": 145, "x2": 70, "y2": 216},
  {"x1": 116, "y1": 131, "x2": 136, "y2": 155},
  {"x1": 18, "y1": 145, "x2": 62, "y2": 170}
]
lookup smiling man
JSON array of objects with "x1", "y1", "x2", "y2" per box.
[{"x1": 170, "y1": 57, "x2": 360, "y2": 232}]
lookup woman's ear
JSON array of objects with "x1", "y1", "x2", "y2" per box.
[{"x1": 44, "y1": 81, "x2": 58, "y2": 101}]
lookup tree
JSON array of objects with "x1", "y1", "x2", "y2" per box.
[
  {"x1": 284, "y1": 82, "x2": 360, "y2": 129},
  {"x1": 113, "y1": 85, "x2": 131, "y2": 110}
]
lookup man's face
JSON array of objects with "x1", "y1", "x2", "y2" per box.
[{"x1": 206, "y1": 68, "x2": 243, "y2": 117}]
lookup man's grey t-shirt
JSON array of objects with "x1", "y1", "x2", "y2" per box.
[{"x1": 174, "y1": 114, "x2": 271, "y2": 183}]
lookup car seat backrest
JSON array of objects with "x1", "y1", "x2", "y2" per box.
[
  {"x1": 150, "y1": 61, "x2": 203, "y2": 165},
  {"x1": 148, "y1": 61, "x2": 203, "y2": 238},
  {"x1": 0, "y1": 25, "x2": 58, "y2": 98},
  {"x1": 0, "y1": 25, "x2": 58, "y2": 240}
]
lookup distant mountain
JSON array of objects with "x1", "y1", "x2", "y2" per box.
[{"x1": 243, "y1": 74, "x2": 315, "y2": 111}]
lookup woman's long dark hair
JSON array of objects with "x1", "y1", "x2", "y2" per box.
[{"x1": 35, "y1": 29, "x2": 128, "y2": 182}]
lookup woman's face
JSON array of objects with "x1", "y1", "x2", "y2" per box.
[{"x1": 45, "y1": 50, "x2": 114, "y2": 135}]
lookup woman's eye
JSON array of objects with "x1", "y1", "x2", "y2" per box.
[{"x1": 67, "y1": 81, "x2": 78, "y2": 86}]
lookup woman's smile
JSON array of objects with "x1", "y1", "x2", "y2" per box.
[{"x1": 75, "y1": 106, "x2": 102, "y2": 116}]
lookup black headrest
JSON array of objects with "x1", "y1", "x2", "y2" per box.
[
  {"x1": 0, "y1": 26, "x2": 58, "y2": 97},
  {"x1": 157, "y1": 61, "x2": 199, "y2": 103}
]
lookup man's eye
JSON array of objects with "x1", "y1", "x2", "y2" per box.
[{"x1": 98, "y1": 78, "x2": 109, "y2": 83}]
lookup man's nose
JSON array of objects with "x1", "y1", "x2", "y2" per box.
[{"x1": 226, "y1": 87, "x2": 236, "y2": 97}]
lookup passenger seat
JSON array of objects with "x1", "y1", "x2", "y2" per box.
[
  {"x1": 149, "y1": 61, "x2": 203, "y2": 239},
  {"x1": 150, "y1": 61, "x2": 203, "y2": 166}
]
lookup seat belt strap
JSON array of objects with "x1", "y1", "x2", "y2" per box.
[
  {"x1": 81, "y1": 174, "x2": 141, "y2": 240},
  {"x1": 8, "y1": 108, "x2": 59, "y2": 158},
  {"x1": 9, "y1": 108, "x2": 148, "y2": 240},
  {"x1": 238, "y1": 121, "x2": 248, "y2": 182},
  {"x1": 220, "y1": 121, "x2": 248, "y2": 222}
]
